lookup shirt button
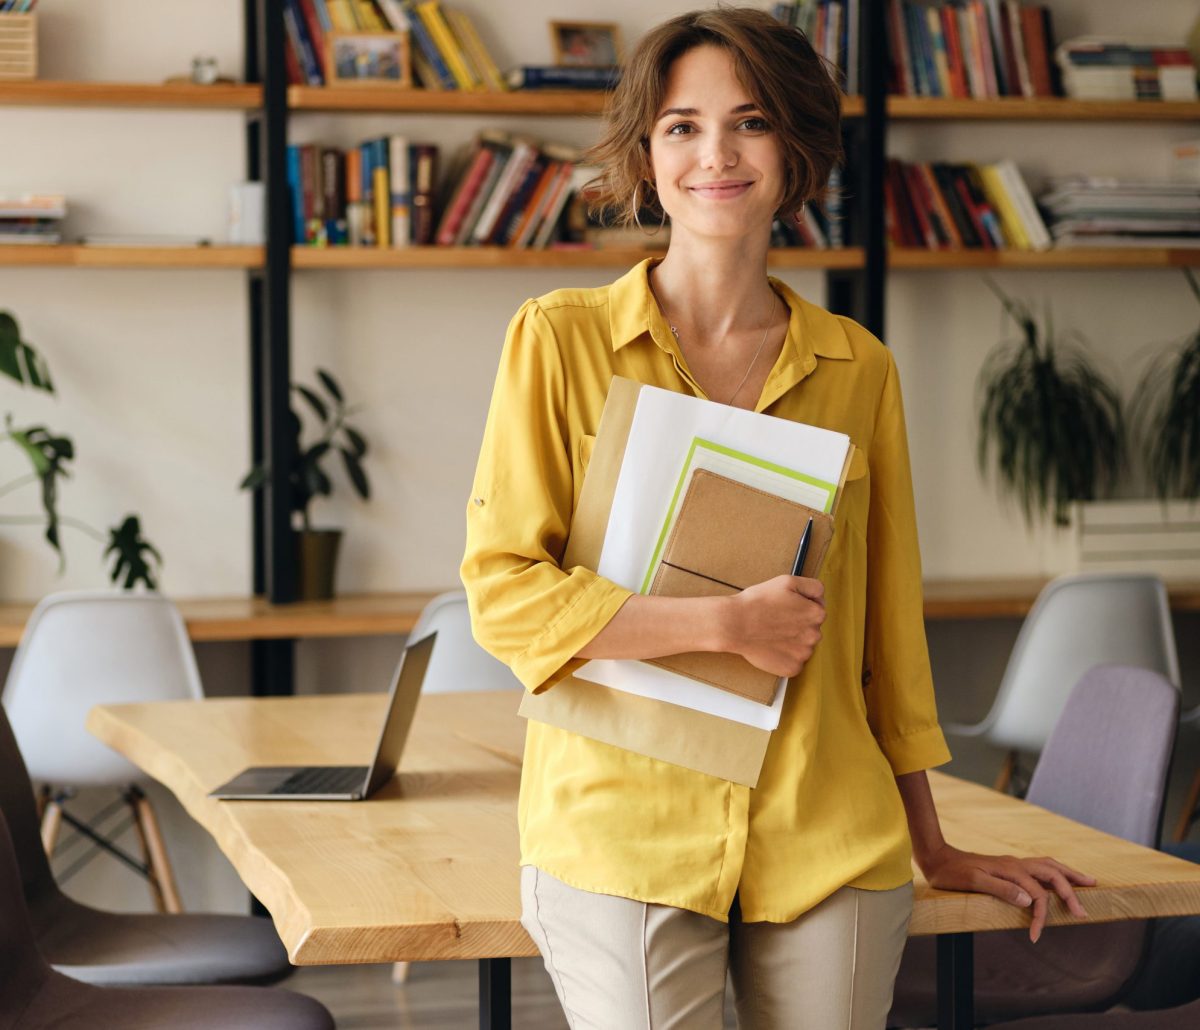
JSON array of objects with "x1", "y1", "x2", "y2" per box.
[{"x1": 473, "y1": 497, "x2": 485, "y2": 507}]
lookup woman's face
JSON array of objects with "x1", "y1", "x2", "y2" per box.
[{"x1": 647, "y1": 44, "x2": 785, "y2": 242}]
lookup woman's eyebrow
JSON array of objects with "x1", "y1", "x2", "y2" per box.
[{"x1": 655, "y1": 102, "x2": 762, "y2": 121}]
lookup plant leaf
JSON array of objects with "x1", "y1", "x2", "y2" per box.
[
  {"x1": 340, "y1": 447, "x2": 370, "y2": 499},
  {"x1": 0, "y1": 312, "x2": 54, "y2": 392},
  {"x1": 295, "y1": 384, "x2": 328, "y2": 423},
  {"x1": 316, "y1": 367, "x2": 343, "y2": 403},
  {"x1": 104, "y1": 515, "x2": 162, "y2": 590},
  {"x1": 343, "y1": 425, "x2": 368, "y2": 457}
]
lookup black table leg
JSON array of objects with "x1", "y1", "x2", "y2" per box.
[
  {"x1": 936, "y1": 932, "x2": 974, "y2": 1029},
  {"x1": 479, "y1": 957, "x2": 511, "y2": 1030}
]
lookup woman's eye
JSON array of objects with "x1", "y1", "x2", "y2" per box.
[
  {"x1": 740, "y1": 117, "x2": 769, "y2": 132},
  {"x1": 665, "y1": 122, "x2": 694, "y2": 136}
]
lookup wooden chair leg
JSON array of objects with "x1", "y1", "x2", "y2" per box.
[
  {"x1": 39, "y1": 796, "x2": 63, "y2": 858},
  {"x1": 1173, "y1": 766, "x2": 1200, "y2": 843},
  {"x1": 127, "y1": 789, "x2": 183, "y2": 913},
  {"x1": 993, "y1": 751, "x2": 1016, "y2": 794},
  {"x1": 391, "y1": 961, "x2": 411, "y2": 983}
]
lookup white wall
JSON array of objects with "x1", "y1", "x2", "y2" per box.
[{"x1": 1, "y1": 0, "x2": 1198, "y2": 914}]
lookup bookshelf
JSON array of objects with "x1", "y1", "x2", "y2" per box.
[
  {"x1": 0, "y1": 244, "x2": 265, "y2": 268},
  {"x1": 887, "y1": 97, "x2": 1200, "y2": 121},
  {"x1": 0, "y1": 80, "x2": 262, "y2": 109}
]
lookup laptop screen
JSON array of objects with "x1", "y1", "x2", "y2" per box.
[{"x1": 364, "y1": 631, "x2": 437, "y2": 798}]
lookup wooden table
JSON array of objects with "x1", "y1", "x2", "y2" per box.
[
  {"x1": 4, "y1": 578, "x2": 1199, "y2": 650},
  {"x1": 89, "y1": 690, "x2": 1200, "y2": 1029}
]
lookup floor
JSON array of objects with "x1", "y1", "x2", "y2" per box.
[{"x1": 285, "y1": 958, "x2": 741, "y2": 1029}]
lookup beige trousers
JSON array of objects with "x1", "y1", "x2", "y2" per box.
[{"x1": 520, "y1": 866, "x2": 912, "y2": 1030}]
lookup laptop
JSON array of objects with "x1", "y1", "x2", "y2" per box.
[{"x1": 208, "y1": 632, "x2": 436, "y2": 801}]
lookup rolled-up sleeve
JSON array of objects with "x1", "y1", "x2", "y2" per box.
[
  {"x1": 862, "y1": 349, "x2": 952, "y2": 775},
  {"x1": 460, "y1": 299, "x2": 632, "y2": 693}
]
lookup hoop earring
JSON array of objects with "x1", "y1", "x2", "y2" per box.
[{"x1": 633, "y1": 183, "x2": 667, "y2": 238}]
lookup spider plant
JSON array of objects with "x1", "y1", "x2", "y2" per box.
[
  {"x1": 1134, "y1": 269, "x2": 1200, "y2": 500},
  {"x1": 976, "y1": 281, "x2": 1124, "y2": 527},
  {"x1": 0, "y1": 311, "x2": 161, "y2": 588}
]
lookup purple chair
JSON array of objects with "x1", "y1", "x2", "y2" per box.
[
  {"x1": 889, "y1": 666, "x2": 1180, "y2": 1027},
  {"x1": 0, "y1": 808, "x2": 334, "y2": 1029}
]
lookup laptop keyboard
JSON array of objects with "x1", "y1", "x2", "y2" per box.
[{"x1": 272, "y1": 766, "x2": 368, "y2": 796}]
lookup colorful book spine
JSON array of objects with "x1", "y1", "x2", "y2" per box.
[
  {"x1": 346, "y1": 148, "x2": 366, "y2": 247},
  {"x1": 416, "y1": 0, "x2": 480, "y2": 91},
  {"x1": 436, "y1": 140, "x2": 497, "y2": 245},
  {"x1": 388, "y1": 134, "x2": 411, "y2": 248},
  {"x1": 399, "y1": 0, "x2": 456, "y2": 89},
  {"x1": 283, "y1": 0, "x2": 324, "y2": 85},
  {"x1": 409, "y1": 144, "x2": 439, "y2": 245},
  {"x1": 505, "y1": 66, "x2": 621, "y2": 90},
  {"x1": 373, "y1": 165, "x2": 390, "y2": 248},
  {"x1": 445, "y1": 8, "x2": 507, "y2": 92},
  {"x1": 286, "y1": 145, "x2": 306, "y2": 244}
]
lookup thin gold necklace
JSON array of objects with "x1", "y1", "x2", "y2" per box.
[{"x1": 664, "y1": 288, "x2": 779, "y2": 406}]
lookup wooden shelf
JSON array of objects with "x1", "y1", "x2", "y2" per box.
[
  {"x1": 288, "y1": 86, "x2": 866, "y2": 118},
  {"x1": 0, "y1": 245, "x2": 264, "y2": 268},
  {"x1": 0, "y1": 592, "x2": 438, "y2": 648},
  {"x1": 293, "y1": 245, "x2": 865, "y2": 270},
  {"x1": 2, "y1": 580, "x2": 1197, "y2": 647},
  {"x1": 889, "y1": 247, "x2": 1200, "y2": 270},
  {"x1": 887, "y1": 96, "x2": 1200, "y2": 121},
  {"x1": 0, "y1": 80, "x2": 262, "y2": 109}
]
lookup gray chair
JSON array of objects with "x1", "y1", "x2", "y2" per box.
[
  {"x1": 890, "y1": 665, "x2": 1180, "y2": 1027},
  {"x1": 986, "y1": 1000, "x2": 1200, "y2": 1029},
  {"x1": 0, "y1": 702, "x2": 293, "y2": 986},
  {"x1": 409, "y1": 589, "x2": 524, "y2": 693},
  {"x1": 0, "y1": 810, "x2": 334, "y2": 1030}
]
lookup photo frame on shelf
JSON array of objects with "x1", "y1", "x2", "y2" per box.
[
  {"x1": 327, "y1": 32, "x2": 411, "y2": 88},
  {"x1": 549, "y1": 21, "x2": 622, "y2": 69}
]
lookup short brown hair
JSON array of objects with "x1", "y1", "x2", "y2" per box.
[{"x1": 586, "y1": 7, "x2": 843, "y2": 226}]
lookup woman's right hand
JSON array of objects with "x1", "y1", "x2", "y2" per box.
[{"x1": 724, "y1": 575, "x2": 826, "y2": 677}]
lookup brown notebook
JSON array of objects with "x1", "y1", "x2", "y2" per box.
[{"x1": 646, "y1": 469, "x2": 834, "y2": 706}]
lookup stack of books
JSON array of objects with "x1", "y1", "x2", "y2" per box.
[
  {"x1": 284, "y1": 0, "x2": 506, "y2": 91},
  {"x1": 288, "y1": 139, "x2": 440, "y2": 246},
  {"x1": 884, "y1": 158, "x2": 1051, "y2": 250},
  {"x1": 288, "y1": 133, "x2": 594, "y2": 250},
  {"x1": 885, "y1": 0, "x2": 1059, "y2": 99},
  {"x1": 0, "y1": 194, "x2": 65, "y2": 244},
  {"x1": 772, "y1": 1, "x2": 860, "y2": 95},
  {"x1": 1040, "y1": 177, "x2": 1200, "y2": 248},
  {"x1": 1055, "y1": 39, "x2": 1198, "y2": 101}
]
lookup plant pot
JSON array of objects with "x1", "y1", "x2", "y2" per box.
[
  {"x1": 1074, "y1": 500, "x2": 1200, "y2": 580},
  {"x1": 297, "y1": 528, "x2": 342, "y2": 601}
]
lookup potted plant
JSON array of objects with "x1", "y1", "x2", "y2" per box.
[
  {"x1": 241, "y1": 368, "x2": 370, "y2": 600},
  {"x1": 0, "y1": 311, "x2": 161, "y2": 588},
  {"x1": 1136, "y1": 269, "x2": 1200, "y2": 500},
  {"x1": 976, "y1": 281, "x2": 1124, "y2": 528}
]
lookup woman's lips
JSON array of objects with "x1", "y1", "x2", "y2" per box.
[{"x1": 688, "y1": 181, "x2": 753, "y2": 199}]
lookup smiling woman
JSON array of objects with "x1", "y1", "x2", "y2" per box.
[{"x1": 459, "y1": 8, "x2": 1093, "y2": 1030}]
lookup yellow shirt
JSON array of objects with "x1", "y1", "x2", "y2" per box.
[{"x1": 461, "y1": 259, "x2": 950, "y2": 923}]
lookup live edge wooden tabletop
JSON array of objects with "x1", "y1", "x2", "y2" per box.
[{"x1": 87, "y1": 690, "x2": 1200, "y2": 965}]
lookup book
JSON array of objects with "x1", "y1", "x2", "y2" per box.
[
  {"x1": 468, "y1": 136, "x2": 531, "y2": 244},
  {"x1": 388, "y1": 134, "x2": 411, "y2": 248},
  {"x1": 416, "y1": 0, "x2": 480, "y2": 91},
  {"x1": 534, "y1": 164, "x2": 592, "y2": 249},
  {"x1": 940, "y1": 4, "x2": 969, "y2": 98},
  {"x1": 398, "y1": 0, "x2": 456, "y2": 89},
  {"x1": 445, "y1": 8, "x2": 507, "y2": 92},
  {"x1": 505, "y1": 65, "x2": 621, "y2": 90},
  {"x1": 345, "y1": 147, "x2": 366, "y2": 246},
  {"x1": 434, "y1": 133, "x2": 504, "y2": 245},
  {"x1": 321, "y1": 147, "x2": 348, "y2": 245},
  {"x1": 373, "y1": 164, "x2": 391, "y2": 248},
  {"x1": 996, "y1": 158, "x2": 1050, "y2": 249},
  {"x1": 409, "y1": 144, "x2": 439, "y2": 245},
  {"x1": 283, "y1": 0, "x2": 324, "y2": 85}
]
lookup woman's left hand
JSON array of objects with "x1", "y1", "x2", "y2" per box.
[{"x1": 917, "y1": 843, "x2": 1096, "y2": 943}]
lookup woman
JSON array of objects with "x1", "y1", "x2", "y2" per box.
[{"x1": 461, "y1": 9, "x2": 1092, "y2": 1028}]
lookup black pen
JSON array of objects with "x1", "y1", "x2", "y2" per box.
[{"x1": 791, "y1": 516, "x2": 814, "y2": 577}]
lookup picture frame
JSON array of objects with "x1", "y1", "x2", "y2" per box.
[
  {"x1": 326, "y1": 31, "x2": 411, "y2": 87},
  {"x1": 549, "y1": 21, "x2": 622, "y2": 69}
]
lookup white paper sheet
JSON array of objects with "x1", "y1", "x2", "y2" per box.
[{"x1": 576, "y1": 385, "x2": 851, "y2": 730}]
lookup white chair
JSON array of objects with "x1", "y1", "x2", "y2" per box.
[
  {"x1": 947, "y1": 572, "x2": 1180, "y2": 793},
  {"x1": 2, "y1": 590, "x2": 204, "y2": 913},
  {"x1": 407, "y1": 590, "x2": 523, "y2": 693}
]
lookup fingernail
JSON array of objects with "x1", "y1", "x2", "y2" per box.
[
  {"x1": 1017, "y1": 891, "x2": 1032, "y2": 906},
  {"x1": 1032, "y1": 929, "x2": 1041, "y2": 944}
]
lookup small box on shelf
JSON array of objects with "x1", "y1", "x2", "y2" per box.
[{"x1": 0, "y1": 12, "x2": 36, "y2": 81}]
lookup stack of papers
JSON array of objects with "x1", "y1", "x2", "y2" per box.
[
  {"x1": 578, "y1": 385, "x2": 850, "y2": 733},
  {"x1": 0, "y1": 194, "x2": 66, "y2": 245},
  {"x1": 1040, "y1": 177, "x2": 1200, "y2": 248}
]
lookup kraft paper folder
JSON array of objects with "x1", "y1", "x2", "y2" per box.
[
  {"x1": 519, "y1": 377, "x2": 855, "y2": 786},
  {"x1": 647, "y1": 468, "x2": 834, "y2": 705}
]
